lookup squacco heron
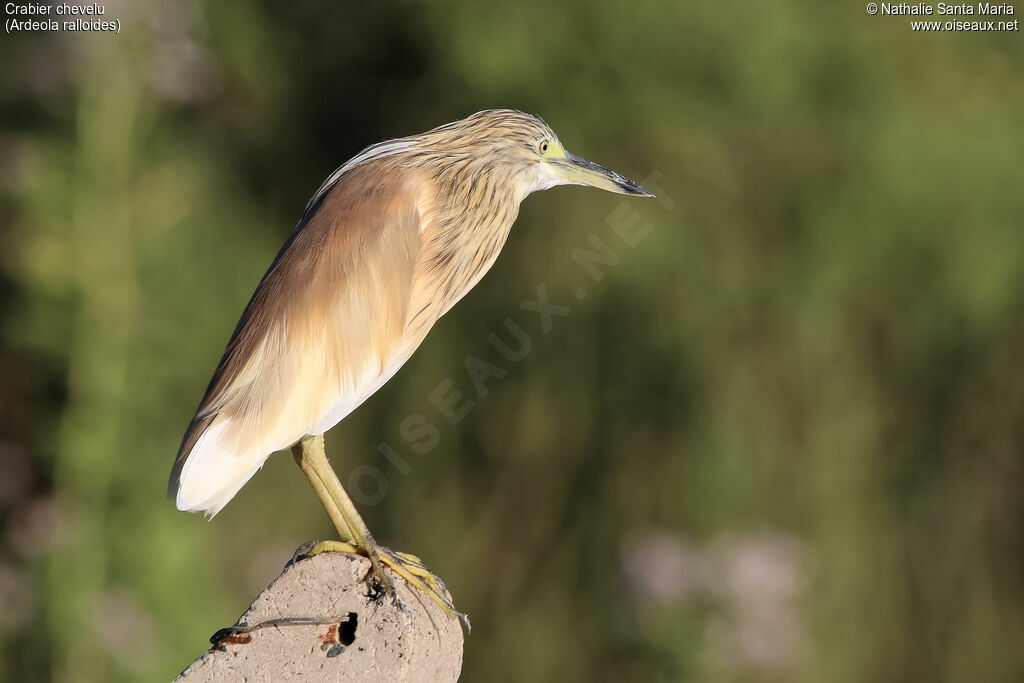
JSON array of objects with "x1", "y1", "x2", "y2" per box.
[{"x1": 169, "y1": 109, "x2": 652, "y2": 619}]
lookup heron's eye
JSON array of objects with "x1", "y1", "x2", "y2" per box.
[{"x1": 538, "y1": 140, "x2": 550, "y2": 155}]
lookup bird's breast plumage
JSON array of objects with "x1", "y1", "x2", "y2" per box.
[{"x1": 406, "y1": 165, "x2": 522, "y2": 330}]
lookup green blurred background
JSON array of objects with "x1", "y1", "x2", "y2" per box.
[{"x1": 2, "y1": 1, "x2": 1023, "y2": 681}]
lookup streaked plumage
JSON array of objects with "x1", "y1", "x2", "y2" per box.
[{"x1": 169, "y1": 109, "x2": 651, "y2": 524}]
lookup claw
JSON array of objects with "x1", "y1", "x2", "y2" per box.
[{"x1": 303, "y1": 540, "x2": 465, "y2": 626}]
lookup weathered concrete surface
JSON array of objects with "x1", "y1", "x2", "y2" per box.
[{"x1": 175, "y1": 550, "x2": 463, "y2": 682}]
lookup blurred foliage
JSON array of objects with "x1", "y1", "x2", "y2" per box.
[{"x1": 1, "y1": 1, "x2": 1023, "y2": 681}]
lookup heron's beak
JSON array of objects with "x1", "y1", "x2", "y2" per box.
[{"x1": 551, "y1": 151, "x2": 654, "y2": 197}]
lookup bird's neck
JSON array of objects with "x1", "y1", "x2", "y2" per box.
[{"x1": 416, "y1": 159, "x2": 524, "y2": 317}]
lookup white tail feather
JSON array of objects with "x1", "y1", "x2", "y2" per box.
[{"x1": 175, "y1": 418, "x2": 271, "y2": 518}]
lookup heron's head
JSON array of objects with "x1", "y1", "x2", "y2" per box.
[{"x1": 416, "y1": 109, "x2": 654, "y2": 200}]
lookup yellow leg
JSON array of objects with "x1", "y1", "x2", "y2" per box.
[
  {"x1": 291, "y1": 434, "x2": 461, "y2": 621},
  {"x1": 291, "y1": 440, "x2": 355, "y2": 545}
]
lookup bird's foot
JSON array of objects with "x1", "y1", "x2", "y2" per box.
[{"x1": 302, "y1": 540, "x2": 468, "y2": 629}]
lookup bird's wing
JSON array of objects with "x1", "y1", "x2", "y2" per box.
[{"x1": 170, "y1": 163, "x2": 427, "y2": 516}]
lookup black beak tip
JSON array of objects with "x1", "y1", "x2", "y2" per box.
[{"x1": 622, "y1": 179, "x2": 655, "y2": 198}]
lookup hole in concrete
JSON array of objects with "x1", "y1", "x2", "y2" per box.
[{"x1": 340, "y1": 612, "x2": 358, "y2": 646}]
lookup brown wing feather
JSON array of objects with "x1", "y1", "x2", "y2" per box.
[{"x1": 168, "y1": 160, "x2": 426, "y2": 501}]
